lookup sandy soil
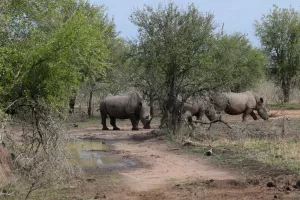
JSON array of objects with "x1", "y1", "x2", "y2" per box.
[
  {"x1": 3, "y1": 109, "x2": 300, "y2": 199},
  {"x1": 67, "y1": 113, "x2": 300, "y2": 199},
  {"x1": 71, "y1": 125, "x2": 235, "y2": 191}
]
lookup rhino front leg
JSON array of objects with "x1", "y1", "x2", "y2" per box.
[
  {"x1": 195, "y1": 110, "x2": 204, "y2": 121},
  {"x1": 250, "y1": 111, "x2": 258, "y2": 120},
  {"x1": 242, "y1": 108, "x2": 253, "y2": 122},
  {"x1": 101, "y1": 112, "x2": 109, "y2": 130},
  {"x1": 110, "y1": 117, "x2": 120, "y2": 130},
  {"x1": 129, "y1": 114, "x2": 139, "y2": 130}
]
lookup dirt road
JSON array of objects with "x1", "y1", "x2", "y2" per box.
[
  {"x1": 67, "y1": 121, "x2": 300, "y2": 200},
  {"x1": 71, "y1": 125, "x2": 235, "y2": 191}
]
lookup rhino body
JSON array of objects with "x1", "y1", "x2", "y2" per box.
[
  {"x1": 211, "y1": 91, "x2": 269, "y2": 121},
  {"x1": 182, "y1": 100, "x2": 219, "y2": 121},
  {"x1": 100, "y1": 92, "x2": 152, "y2": 130}
]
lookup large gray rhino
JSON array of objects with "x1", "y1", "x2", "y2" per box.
[
  {"x1": 181, "y1": 101, "x2": 219, "y2": 121},
  {"x1": 100, "y1": 92, "x2": 152, "y2": 130},
  {"x1": 211, "y1": 91, "x2": 269, "y2": 121}
]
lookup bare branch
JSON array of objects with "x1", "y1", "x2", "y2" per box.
[{"x1": 192, "y1": 118, "x2": 233, "y2": 129}]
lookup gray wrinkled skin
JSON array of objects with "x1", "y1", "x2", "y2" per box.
[
  {"x1": 100, "y1": 92, "x2": 152, "y2": 130},
  {"x1": 211, "y1": 91, "x2": 269, "y2": 121},
  {"x1": 180, "y1": 100, "x2": 219, "y2": 122}
]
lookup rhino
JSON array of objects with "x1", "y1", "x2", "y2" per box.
[
  {"x1": 100, "y1": 92, "x2": 152, "y2": 130},
  {"x1": 181, "y1": 100, "x2": 219, "y2": 122},
  {"x1": 211, "y1": 91, "x2": 269, "y2": 121}
]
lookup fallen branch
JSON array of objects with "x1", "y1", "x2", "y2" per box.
[{"x1": 192, "y1": 118, "x2": 232, "y2": 129}]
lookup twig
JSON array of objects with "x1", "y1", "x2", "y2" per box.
[
  {"x1": 192, "y1": 119, "x2": 232, "y2": 129},
  {"x1": 0, "y1": 191, "x2": 15, "y2": 197},
  {"x1": 5, "y1": 98, "x2": 19, "y2": 112}
]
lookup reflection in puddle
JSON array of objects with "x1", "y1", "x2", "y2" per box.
[{"x1": 66, "y1": 139, "x2": 137, "y2": 168}]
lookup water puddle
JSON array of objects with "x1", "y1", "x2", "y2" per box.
[{"x1": 66, "y1": 139, "x2": 137, "y2": 168}]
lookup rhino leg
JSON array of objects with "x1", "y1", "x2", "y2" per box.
[
  {"x1": 101, "y1": 112, "x2": 109, "y2": 130},
  {"x1": 242, "y1": 108, "x2": 253, "y2": 122},
  {"x1": 195, "y1": 110, "x2": 204, "y2": 121},
  {"x1": 110, "y1": 117, "x2": 120, "y2": 130},
  {"x1": 250, "y1": 111, "x2": 258, "y2": 120},
  {"x1": 129, "y1": 114, "x2": 139, "y2": 130}
]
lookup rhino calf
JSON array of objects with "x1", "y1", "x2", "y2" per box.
[
  {"x1": 100, "y1": 92, "x2": 152, "y2": 131},
  {"x1": 211, "y1": 91, "x2": 269, "y2": 121},
  {"x1": 181, "y1": 100, "x2": 219, "y2": 122}
]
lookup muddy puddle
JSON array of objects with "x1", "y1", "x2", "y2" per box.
[{"x1": 67, "y1": 139, "x2": 137, "y2": 169}]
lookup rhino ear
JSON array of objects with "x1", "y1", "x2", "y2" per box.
[{"x1": 260, "y1": 97, "x2": 264, "y2": 103}]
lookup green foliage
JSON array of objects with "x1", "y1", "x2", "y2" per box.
[
  {"x1": 208, "y1": 33, "x2": 267, "y2": 92},
  {"x1": 0, "y1": 0, "x2": 114, "y2": 109},
  {"x1": 255, "y1": 5, "x2": 300, "y2": 102},
  {"x1": 130, "y1": 3, "x2": 216, "y2": 130},
  {"x1": 129, "y1": 2, "x2": 266, "y2": 131}
]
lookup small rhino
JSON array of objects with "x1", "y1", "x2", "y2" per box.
[
  {"x1": 181, "y1": 100, "x2": 219, "y2": 122},
  {"x1": 211, "y1": 91, "x2": 269, "y2": 121}
]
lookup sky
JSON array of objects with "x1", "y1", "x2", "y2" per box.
[{"x1": 90, "y1": 0, "x2": 300, "y2": 46}]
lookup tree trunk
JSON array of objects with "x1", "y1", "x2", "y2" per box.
[
  {"x1": 282, "y1": 80, "x2": 290, "y2": 103},
  {"x1": 88, "y1": 90, "x2": 93, "y2": 118},
  {"x1": 69, "y1": 96, "x2": 76, "y2": 113},
  {"x1": 160, "y1": 71, "x2": 182, "y2": 134}
]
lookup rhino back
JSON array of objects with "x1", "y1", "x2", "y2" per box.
[
  {"x1": 103, "y1": 96, "x2": 138, "y2": 119},
  {"x1": 225, "y1": 91, "x2": 257, "y2": 114}
]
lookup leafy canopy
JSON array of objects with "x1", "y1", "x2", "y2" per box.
[
  {"x1": 255, "y1": 5, "x2": 300, "y2": 102},
  {"x1": 0, "y1": 0, "x2": 114, "y2": 109}
]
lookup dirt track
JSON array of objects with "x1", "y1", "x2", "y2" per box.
[
  {"x1": 67, "y1": 111, "x2": 300, "y2": 200},
  {"x1": 71, "y1": 125, "x2": 235, "y2": 192}
]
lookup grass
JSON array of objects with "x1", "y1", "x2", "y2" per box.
[
  {"x1": 177, "y1": 118, "x2": 300, "y2": 175},
  {"x1": 197, "y1": 138, "x2": 300, "y2": 173},
  {"x1": 268, "y1": 102, "x2": 300, "y2": 110}
]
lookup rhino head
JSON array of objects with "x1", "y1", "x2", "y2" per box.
[
  {"x1": 256, "y1": 97, "x2": 269, "y2": 120},
  {"x1": 205, "y1": 101, "x2": 220, "y2": 121},
  {"x1": 140, "y1": 103, "x2": 152, "y2": 129}
]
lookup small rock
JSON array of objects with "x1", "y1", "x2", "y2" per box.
[
  {"x1": 94, "y1": 193, "x2": 100, "y2": 199},
  {"x1": 205, "y1": 149, "x2": 213, "y2": 156},
  {"x1": 205, "y1": 179, "x2": 214, "y2": 184},
  {"x1": 267, "y1": 182, "x2": 276, "y2": 187},
  {"x1": 73, "y1": 124, "x2": 78, "y2": 127},
  {"x1": 293, "y1": 184, "x2": 300, "y2": 189},
  {"x1": 286, "y1": 186, "x2": 292, "y2": 191},
  {"x1": 274, "y1": 195, "x2": 278, "y2": 199},
  {"x1": 87, "y1": 178, "x2": 96, "y2": 182},
  {"x1": 275, "y1": 155, "x2": 282, "y2": 159},
  {"x1": 2, "y1": 189, "x2": 7, "y2": 194}
]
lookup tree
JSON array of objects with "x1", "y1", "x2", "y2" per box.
[
  {"x1": 0, "y1": 0, "x2": 113, "y2": 110},
  {"x1": 208, "y1": 32, "x2": 266, "y2": 92},
  {"x1": 0, "y1": 0, "x2": 115, "y2": 198},
  {"x1": 130, "y1": 3, "x2": 216, "y2": 133},
  {"x1": 255, "y1": 5, "x2": 300, "y2": 102}
]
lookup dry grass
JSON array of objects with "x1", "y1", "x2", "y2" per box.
[{"x1": 178, "y1": 118, "x2": 300, "y2": 174}]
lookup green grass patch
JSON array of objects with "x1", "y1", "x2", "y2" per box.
[{"x1": 268, "y1": 103, "x2": 300, "y2": 110}]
